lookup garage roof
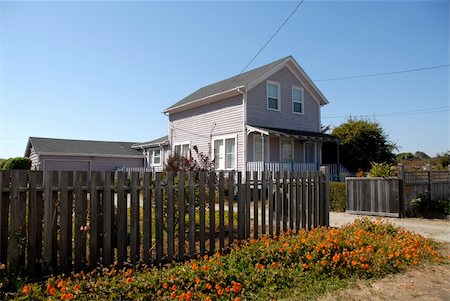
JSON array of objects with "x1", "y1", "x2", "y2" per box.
[{"x1": 25, "y1": 137, "x2": 143, "y2": 158}]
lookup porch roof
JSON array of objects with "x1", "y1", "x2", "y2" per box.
[{"x1": 246, "y1": 125, "x2": 339, "y2": 142}]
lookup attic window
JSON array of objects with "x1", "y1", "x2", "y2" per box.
[
  {"x1": 267, "y1": 81, "x2": 280, "y2": 111},
  {"x1": 292, "y1": 86, "x2": 304, "y2": 114}
]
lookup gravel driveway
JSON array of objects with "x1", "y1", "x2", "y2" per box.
[{"x1": 330, "y1": 212, "x2": 450, "y2": 243}]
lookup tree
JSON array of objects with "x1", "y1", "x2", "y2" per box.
[
  {"x1": 414, "y1": 151, "x2": 430, "y2": 160},
  {"x1": 332, "y1": 118, "x2": 396, "y2": 172},
  {"x1": 396, "y1": 152, "x2": 414, "y2": 161},
  {"x1": 1, "y1": 157, "x2": 32, "y2": 170}
]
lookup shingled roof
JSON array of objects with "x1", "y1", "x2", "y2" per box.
[
  {"x1": 25, "y1": 137, "x2": 143, "y2": 157},
  {"x1": 164, "y1": 56, "x2": 290, "y2": 112},
  {"x1": 131, "y1": 135, "x2": 169, "y2": 149}
]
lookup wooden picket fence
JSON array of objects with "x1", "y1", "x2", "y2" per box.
[{"x1": 0, "y1": 168, "x2": 329, "y2": 277}]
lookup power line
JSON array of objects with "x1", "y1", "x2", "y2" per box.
[
  {"x1": 314, "y1": 64, "x2": 450, "y2": 82},
  {"x1": 322, "y1": 106, "x2": 449, "y2": 119},
  {"x1": 227, "y1": 1, "x2": 304, "y2": 89}
]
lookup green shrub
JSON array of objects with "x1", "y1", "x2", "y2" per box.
[
  {"x1": 369, "y1": 162, "x2": 396, "y2": 177},
  {"x1": 1, "y1": 157, "x2": 31, "y2": 170},
  {"x1": 329, "y1": 182, "x2": 346, "y2": 212}
]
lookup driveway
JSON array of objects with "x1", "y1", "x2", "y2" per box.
[{"x1": 330, "y1": 212, "x2": 450, "y2": 243}]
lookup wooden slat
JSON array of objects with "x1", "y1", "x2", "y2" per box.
[
  {"x1": 252, "y1": 171, "x2": 258, "y2": 239},
  {"x1": 155, "y1": 172, "x2": 163, "y2": 264},
  {"x1": 178, "y1": 171, "x2": 185, "y2": 261},
  {"x1": 189, "y1": 172, "x2": 196, "y2": 257},
  {"x1": 0, "y1": 171, "x2": 10, "y2": 267},
  {"x1": 307, "y1": 171, "x2": 312, "y2": 230},
  {"x1": 103, "y1": 172, "x2": 114, "y2": 266},
  {"x1": 301, "y1": 172, "x2": 307, "y2": 230},
  {"x1": 245, "y1": 172, "x2": 251, "y2": 239},
  {"x1": 275, "y1": 172, "x2": 281, "y2": 236},
  {"x1": 74, "y1": 171, "x2": 87, "y2": 271},
  {"x1": 130, "y1": 172, "x2": 140, "y2": 264},
  {"x1": 199, "y1": 171, "x2": 206, "y2": 254},
  {"x1": 218, "y1": 172, "x2": 225, "y2": 249},
  {"x1": 209, "y1": 172, "x2": 215, "y2": 253},
  {"x1": 142, "y1": 172, "x2": 151, "y2": 264},
  {"x1": 295, "y1": 172, "x2": 301, "y2": 230},
  {"x1": 315, "y1": 171, "x2": 320, "y2": 227},
  {"x1": 289, "y1": 171, "x2": 294, "y2": 229},
  {"x1": 59, "y1": 171, "x2": 73, "y2": 272},
  {"x1": 9, "y1": 170, "x2": 27, "y2": 273},
  {"x1": 237, "y1": 172, "x2": 244, "y2": 240},
  {"x1": 116, "y1": 172, "x2": 127, "y2": 266},
  {"x1": 27, "y1": 171, "x2": 43, "y2": 275},
  {"x1": 228, "y1": 171, "x2": 234, "y2": 244},
  {"x1": 268, "y1": 173, "x2": 274, "y2": 236},
  {"x1": 43, "y1": 171, "x2": 58, "y2": 271},
  {"x1": 261, "y1": 171, "x2": 266, "y2": 235},
  {"x1": 282, "y1": 171, "x2": 287, "y2": 232},
  {"x1": 89, "y1": 171, "x2": 100, "y2": 267},
  {"x1": 167, "y1": 172, "x2": 174, "y2": 261}
]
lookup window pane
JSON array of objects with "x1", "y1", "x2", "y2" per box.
[
  {"x1": 293, "y1": 102, "x2": 302, "y2": 113},
  {"x1": 281, "y1": 140, "x2": 292, "y2": 162},
  {"x1": 254, "y1": 136, "x2": 262, "y2": 161},
  {"x1": 267, "y1": 84, "x2": 278, "y2": 98},
  {"x1": 182, "y1": 144, "x2": 189, "y2": 158},
  {"x1": 174, "y1": 145, "x2": 181, "y2": 155},
  {"x1": 293, "y1": 89, "x2": 302, "y2": 102},
  {"x1": 153, "y1": 150, "x2": 161, "y2": 164},
  {"x1": 214, "y1": 140, "x2": 224, "y2": 169},
  {"x1": 225, "y1": 138, "x2": 235, "y2": 169},
  {"x1": 268, "y1": 98, "x2": 278, "y2": 110},
  {"x1": 305, "y1": 143, "x2": 315, "y2": 163}
]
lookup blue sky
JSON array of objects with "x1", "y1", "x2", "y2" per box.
[{"x1": 0, "y1": 0, "x2": 448, "y2": 158}]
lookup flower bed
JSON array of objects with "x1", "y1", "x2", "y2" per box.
[{"x1": 15, "y1": 219, "x2": 446, "y2": 300}]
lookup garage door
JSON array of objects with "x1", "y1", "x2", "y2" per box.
[{"x1": 44, "y1": 160, "x2": 90, "y2": 171}]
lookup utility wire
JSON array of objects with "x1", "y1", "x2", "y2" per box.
[
  {"x1": 314, "y1": 64, "x2": 450, "y2": 82},
  {"x1": 226, "y1": 1, "x2": 304, "y2": 90},
  {"x1": 322, "y1": 106, "x2": 449, "y2": 119}
]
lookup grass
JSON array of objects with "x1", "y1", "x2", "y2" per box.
[{"x1": 13, "y1": 218, "x2": 448, "y2": 300}]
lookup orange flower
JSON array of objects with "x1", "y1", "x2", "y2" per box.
[
  {"x1": 126, "y1": 268, "x2": 133, "y2": 277},
  {"x1": 126, "y1": 277, "x2": 132, "y2": 283},
  {"x1": 202, "y1": 265, "x2": 209, "y2": 272},
  {"x1": 205, "y1": 297, "x2": 212, "y2": 301},
  {"x1": 170, "y1": 292, "x2": 177, "y2": 299},
  {"x1": 232, "y1": 282, "x2": 242, "y2": 293},
  {"x1": 47, "y1": 284, "x2": 56, "y2": 295},
  {"x1": 163, "y1": 282, "x2": 169, "y2": 289},
  {"x1": 215, "y1": 284, "x2": 221, "y2": 290},
  {"x1": 22, "y1": 285, "x2": 31, "y2": 295},
  {"x1": 57, "y1": 281, "x2": 66, "y2": 288},
  {"x1": 332, "y1": 253, "x2": 341, "y2": 263},
  {"x1": 195, "y1": 278, "x2": 201, "y2": 284},
  {"x1": 170, "y1": 275, "x2": 175, "y2": 281},
  {"x1": 171, "y1": 284, "x2": 177, "y2": 291},
  {"x1": 271, "y1": 262, "x2": 278, "y2": 268},
  {"x1": 205, "y1": 283, "x2": 212, "y2": 290},
  {"x1": 321, "y1": 260, "x2": 327, "y2": 266},
  {"x1": 306, "y1": 253, "x2": 312, "y2": 260},
  {"x1": 203, "y1": 255, "x2": 209, "y2": 260},
  {"x1": 303, "y1": 263, "x2": 308, "y2": 269},
  {"x1": 218, "y1": 289, "x2": 224, "y2": 295},
  {"x1": 215, "y1": 252, "x2": 220, "y2": 258},
  {"x1": 225, "y1": 287, "x2": 230, "y2": 293},
  {"x1": 235, "y1": 298, "x2": 241, "y2": 301},
  {"x1": 61, "y1": 293, "x2": 74, "y2": 300},
  {"x1": 74, "y1": 284, "x2": 80, "y2": 291},
  {"x1": 192, "y1": 263, "x2": 199, "y2": 270}
]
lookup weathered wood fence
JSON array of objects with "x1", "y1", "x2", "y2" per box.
[
  {"x1": 0, "y1": 168, "x2": 329, "y2": 277},
  {"x1": 346, "y1": 165, "x2": 450, "y2": 217}
]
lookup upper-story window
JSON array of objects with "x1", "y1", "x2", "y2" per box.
[
  {"x1": 148, "y1": 149, "x2": 161, "y2": 166},
  {"x1": 174, "y1": 142, "x2": 190, "y2": 158},
  {"x1": 292, "y1": 86, "x2": 304, "y2": 114},
  {"x1": 267, "y1": 81, "x2": 280, "y2": 111}
]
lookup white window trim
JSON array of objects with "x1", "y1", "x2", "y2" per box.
[
  {"x1": 252, "y1": 134, "x2": 269, "y2": 162},
  {"x1": 292, "y1": 85, "x2": 305, "y2": 115},
  {"x1": 212, "y1": 134, "x2": 238, "y2": 170},
  {"x1": 279, "y1": 138, "x2": 294, "y2": 162},
  {"x1": 173, "y1": 141, "x2": 190, "y2": 157},
  {"x1": 266, "y1": 80, "x2": 281, "y2": 111},
  {"x1": 303, "y1": 141, "x2": 317, "y2": 163},
  {"x1": 148, "y1": 148, "x2": 162, "y2": 166}
]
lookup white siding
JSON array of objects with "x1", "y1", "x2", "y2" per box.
[
  {"x1": 169, "y1": 94, "x2": 244, "y2": 171},
  {"x1": 246, "y1": 66, "x2": 321, "y2": 132}
]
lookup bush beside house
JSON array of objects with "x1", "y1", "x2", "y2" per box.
[
  {"x1": 329, "y1": 182, "x2": 346, "y2": 212},
  {"x1": 1, "y1": 157, "x2": 32, "y2": 170}
]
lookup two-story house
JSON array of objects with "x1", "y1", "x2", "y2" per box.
[{"x1": 132, "y1": 56, "x2": 339, "y2": 174}]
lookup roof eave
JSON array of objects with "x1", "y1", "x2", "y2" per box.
[
  {"x1": 163, "y1": 85, "x2": 246, "y2": 115},
  {"x1": 36, "y1": 152, "x2": 144, "y2": 158}
]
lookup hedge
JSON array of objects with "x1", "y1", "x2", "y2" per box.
[
  {"x1": 329, "y1": 182, "x2": 346, "y2": 212},
  {"x1": 1, "y1": 157, "x2": 32, "y2": 170}
]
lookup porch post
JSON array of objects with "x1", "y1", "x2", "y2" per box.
[{"x1": 261, "y1": 133, "x2": 265, "y2": 172}]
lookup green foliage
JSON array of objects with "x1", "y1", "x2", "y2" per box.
[
  {"x1": 396, "y1": 152, "x2": 414, "y2": 161},
  {"x1": 408, "y1": 194, "x2": 450, "y2": 217},
  {"x1": 1, "y1": 157, "x2": 31, "y2": 170},
  {"x1": 15, "y1": 219, "x2": 445, "y2": 300},
  {"x1": 329, "y1": 182, "x2": 346, "y2": 212},
  {"x1": 0, "y1": 159, "x2": 5, "y2": 169},
  {"x1": 414, "y1": 151, "x2": 430, "y2": 160},
  {"x1": 331, "y1": 118, "x2": 396, "y2": 172},
  {"x1": 164, "y1": 145, "x2": 214, "y2": 173},
  {"x1": 369, "y1": 162, "x2": 396, "y2": 177},
  {"x1": 435, "y1": 152, "x2": 450, "y2": 168}
]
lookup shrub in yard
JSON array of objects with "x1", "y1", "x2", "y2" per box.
[
  {"x1": 329, "y1": 182, "x2": 346, "y2": 212},
  {"x1": 369, "y1": 162, "x2": 396, "y2": 177},
  {"x1": 1, "y1": 157, "x2": 31, "y2": 170},
  {"x1": 14, "y1": 219, "x2": 445, "y2": 301}
]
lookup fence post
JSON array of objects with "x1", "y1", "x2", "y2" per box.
[
  {"x1": 425, "y1": 164, "x2": 432, "y2": 202},
  {"x1": 320, "y1": 166, "x2": 330, "y2": 227},
  {"x1": 397, "y1": 163, "x2": 405, "y2": 218}
]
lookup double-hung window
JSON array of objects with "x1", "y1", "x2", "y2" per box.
[
  {"x1": 213, "y1": 135, "x2": 236, "y2": 170},
  {"x1": 292, "y1": 86, "x2": 304, "y2": 114},
  {"x1": 148, "y1": 149, "x2": 161, "y2": 166},
  {"x1": 304, "y1": 142, "x2": 316, "y2": 163},
  {"x1": 174, "y1": 142, "x2": 190, "y2": 158},
  {"x1": 267, "y1": 81, "x2": 280, "y2": 111},
  {"x1": 280, "y1": 138, "x2": 293, "y2": 162}
]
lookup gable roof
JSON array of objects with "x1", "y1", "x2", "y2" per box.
[
  {"x1": 25, "y1": 137, "x2": 143, "y2": 158},
  {"x1": 131, "y1": 135, "x2": 169, "y2": 149},
  {"x1": 164, "y1": 56, "x2": 328, "y2": 114}
]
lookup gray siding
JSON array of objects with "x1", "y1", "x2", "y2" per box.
[
  {"x1": 246, "y1": 66, "x2": 321, "y2": 132},
  {"x1": 169, "y1": 94, "x2": 244, "y2": 171},
  {"x1": 38, "y1": 155, "x2": 143, "y2": 171},
  {"x1": 29, "y1": 147, "x2": 41, "y2": 170}
]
